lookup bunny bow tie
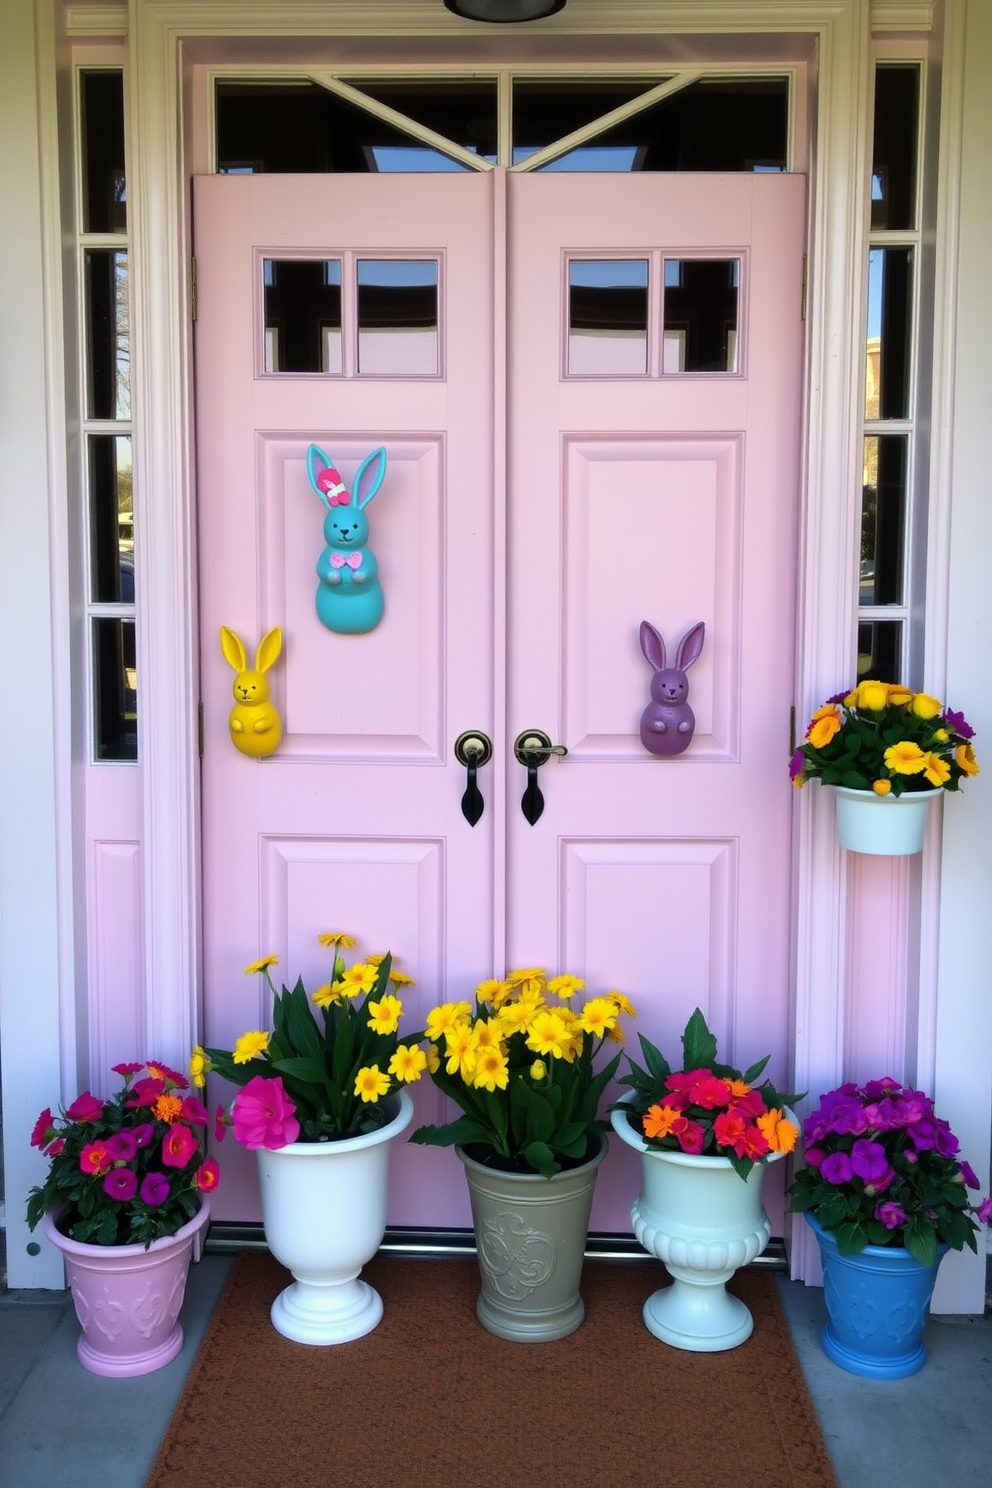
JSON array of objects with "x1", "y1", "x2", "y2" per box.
[{"x1": 330, "y1": 552, "x2": 363, "y2": 570}]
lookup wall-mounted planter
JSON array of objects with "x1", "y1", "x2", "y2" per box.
[{"x1": 827, "y1": 785, "x2": 942, "y2": 856}]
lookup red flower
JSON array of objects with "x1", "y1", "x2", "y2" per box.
[
  {"x1": 79, "y1": 1141, "x2": 111, "y2": 1176},
  {"x1": 194, "y1": 1157, "x2": 221, "y2": 1192},
  {"x1": 675, "y1": 1119, "x2": 706, "y2": 1154},
  {"x1": 714, "y1": 1109, "x2": 749, "y2": 1156},
  {"x1": 30, "y1": 1108, "x2": 55, "y2": 1148},
  {"x1": 689, "y1": 1074, "x2": 734, "y2": 1109}
]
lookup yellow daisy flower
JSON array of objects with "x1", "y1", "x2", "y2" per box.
[
  {"x1": 608, "y1": 990, "x2": 636, "y2": 1018},
  {"x1": 244, "y1": 954, "x2": 279, "y2": 976},
  {"x1": 547, "y1": 974, "x2": 586, "y2": 1000},
  {"x1": 354, "y1": 1065, "x2": 391, "y2": 1103},
  {"x1": 318, "y1": 932, "x2": 358, "y2": 949},
  {"x1": 922, "y1": 752, "x2": 951, "y2": 787},
  {"x1": 389, "y1": 969, "x2": 417, "y2": 988},
  {"x1": 312, "y1": 982, "x2": 341, "y2": 1008},
  {"x1": 525, "y1": 1009, "x2": 573, "y2": 1060},
  {"x1": 578, "y1": 996, "x2": 619, "y2": 1037},
  {"x1": 388, "y1": 1044, "x2": 428, "y2": 1083},
  {"x1": 471, "y1": 1046, "x2": 510, "y2": 1092},
  {"x1": 189, "y1": 1046, "x2": 209, "y2": 1088},
  {"x1": 336, "y1": 963, "x2": 378, "y2": 998},
  {"x1": 444, "y1": 1023, "x2": 477, "y2": 1080},
  {"x1": 232, "y1": 1030, "x2": 270, "y2": 1064},
  {"x1": 424, "y1": 1001, "x2": 472, "y2": 1042},
  {"x1": 367, "y1": 994, "x2": 403, "y2": 1036},
  {"x1": 884, "y1": 740, "x2": 928, "y2": 774}
]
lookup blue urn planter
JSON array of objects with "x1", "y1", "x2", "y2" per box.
[{"x1": 805, "y1": 1211, "x2": 947, "y2": 1379}]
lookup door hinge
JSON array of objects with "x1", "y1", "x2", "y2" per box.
[
  {"x1": 800, "y1": 254, "x2": 807, "y2": 322},
  {"x1": 190, "y1": 256, "x2": 198, "y2": 322},
  {"x1": 197, "y1": 700, "x2": 205, "y2": 758},
  {"x1": 789, "y1": 705, "x2": 797, "y2": 757}
]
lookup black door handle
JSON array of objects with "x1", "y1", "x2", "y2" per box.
[
  {"x1": 513, "y1": 730, "x2": 568, "y2": 826},
  {"x1": 453, "y1": 731, "x2": 493, "y2": 827}
]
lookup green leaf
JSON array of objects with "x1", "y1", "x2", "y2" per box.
[
  {"x1": 905, "y1": 1217, "x2": 938, "y2": 1268},
  {"x1": 681, "y1": 1008, "x2": 718, "y2": 1070},
  {"x1": 269, "y1": 1054, "x2": 327, "y2": 1086},
  {"x1": 409, "y1": 1117, "x2": 496, "y2": 1150},
  {"x1": 636, "y1": 1034, "x2": 671, "y2": 1087},
  {"x1": 521, "y1": 1140, "x2": 559, "y2": 1178}
]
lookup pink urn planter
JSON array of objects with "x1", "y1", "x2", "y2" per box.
[{"x1": 43, "y1": 1201, "x2": 209, "y2": 1377}]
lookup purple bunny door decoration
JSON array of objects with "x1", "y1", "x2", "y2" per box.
[{"x1": 638, "y1": 619, "x2": 706, "y2": 756}]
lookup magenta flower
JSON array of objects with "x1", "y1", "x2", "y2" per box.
[
  {"x1": 124, "y1": 1077, "x2": 165, "y2": 1109},
  {"x1": 231, "y1": 1075, "x2": 300, "y2": 1150},
  {"x1": 789, "y1": 749, "x2": 806, "y2": 781},
  {"x1": 675, "y1": 1119, "x2": 706, "y2": 1155},
  {"x1": 103, "y1": 1168, "x2": 138, "y2": 1202},
  {"x1": 820, "y1": 1152, "x2": 853, "y2": 1185},
  {"x1": 977, "y1": 1198, "x2": 992, "y2": 1225},
  {"x1": 194, "y1": 1157, "x2": 221, "y2": 1192},
  {"x1": 105, "y1": 1131, "x2": 139, "y2": 1162},
  {"x1": 111, "y1": 1061, "x2": 144, "y2": 1077},
  {"x1": 161, "y1": 1124, "x2": 199, "y2": 1168},
  {"x1": 944, "y1": 708, "x2": 974, "y2": 739},
  {"x1": 180, "y1": 1095, "x2": 210, "y2": 1126},
  {"x1": 875, "y1": 1200, "x2": 908, "y2": 1230},
  {"x1": 213, "y1": 1105, "x2": 228, "y2": 1143},
  {"x1": 131, "y1": 1122, "x2": 155, "y2": 1148},
  {"x1": 30, "y1": 1108, "x2": 55, "y2": 1148},
  {"x1": 66, "y1": 1092, "x2": 105, "y2": 1123},
  {"x1": 139, "y1": 1171, "x2": 170, "y2": 1206},
  {"x1": 960, "y1": 1160, "x2": 981, "y2": 1190}
]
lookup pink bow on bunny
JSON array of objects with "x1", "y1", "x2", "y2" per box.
[{"x1": 330, "y1": 552, "x2": 363, "y2": 570}]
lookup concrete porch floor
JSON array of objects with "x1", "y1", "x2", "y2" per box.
[{"x1": 0, "y1": 1253, "x2": 989, "y2": 1488}]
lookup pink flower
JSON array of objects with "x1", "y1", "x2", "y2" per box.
[
  {"x1": 103, "y1": 1168, "x2": 138, "y2": 1202},
  {"x1": 231, "y1": 1076, "x2": 299, "y2": 1151},
  {"x1": 140, "y1": 1171, "x2": 170, "y2": 1206},
  {"x1": 162, "y1": 1124, "x2": 199, "y2": 1168},
  {"x1": 30, "y1": 1108, "x2": 55, "y2": 1148},
  {"x1": 111, "y1": 1062, "x2": 144, "y2": 1076},
  {"x1": 977, "y1": 1197, "x2": 992, "y2": 1226},
  {"x1": 875, "y1": 1200, "x2": 908, "y2": 1230},
  {"x1": 181, "y1": 1095, "x2": 210, "y2": 1126},
  {"x1": 125, "y1": 1077, "x2": 165, "y2": 1109},
  {"x1": 214, "y1": 1105, "x2": 228, "y2": 1143},
  {"x1": 79, "y1": 1141, "x2": 111, "y2": 1176},
  {"x1": 194, "y1": 1157, "x2": 221, "y2": 1192},
  {"x1": 675, "y1": 1119, "x2": 705, "y2": 1155},
  {"x1": 66, "y1": 1092, "x2": 104, "y2": 1123}
]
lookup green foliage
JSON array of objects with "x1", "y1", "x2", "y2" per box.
[{"x1": 203, "y1": 949, "x2": 425, "y2": 1142}]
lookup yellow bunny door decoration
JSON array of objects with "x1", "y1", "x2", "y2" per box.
[{"x1": 220, "y1": 626, "x2": 283, "y2": 757}]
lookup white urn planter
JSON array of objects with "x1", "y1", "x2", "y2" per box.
[
  {"x1": 611, "y1": 1101, "x2": 787, "y2": 1351},
  {"x1": 255, "y1": 1089, "x2": 412, "y2": 1345}
]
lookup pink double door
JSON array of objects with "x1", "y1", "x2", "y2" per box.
[{"x1": 194, "y1": 167, "x2": 805, "y2": 1226}]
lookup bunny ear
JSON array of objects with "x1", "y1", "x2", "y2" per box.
[
  {"x1": 639, "y1": 620, "x2": 667, "y2": 670},
  {"x1": 676, "y1": 622, "x2": 705, "y2": 671},
  {"x1": 306, "y1": 444, "x2": 348, "y2": 507},
  {"x1": 220, "y1": 626, "x2": 247, "y2": 672},
  {"x1": 254, "y1": 626, "x2": 283, "y2": 673},
  {"x1": 353, "y1": 447, "x2": 387, "y2": 510}
]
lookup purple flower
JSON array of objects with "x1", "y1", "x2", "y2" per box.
[
  {"x1": 139, "y1": 1171, "x2": 170, "y2": 1207},
  {"x1": 863, "y1": 1078, "x2": 902, "y2": 1101},
  {"x1": 131, "y1": 1122, "x2": 156, "y2": 1149},
  {"x1": 820, "y1": 1152, "x2": 853, "y2": 1185},
  {"x1": 105, "y1": 1131, "x2": 139, "y2": 1162},
  {"x1": 977, "y1": 1198, "x2": 992, "y2": 1225},
  {"x1": 874, "y1": 1200, "x2": 908, "y2": 1230},
  {"x1": 789, "y1": 749, "x2": 806, "y2": 780},
  {"x1": 944, "y1": 708, "x2": 974, "y2": 739},
  {"x1": 103, "y1": 1168, "x2": 138, "y2": 1202},
  {"x1": 960, "y1": 1160, "x2": 981, "y2": 1190},
  {"x1": 933, "y1": 1119, "x2": 961, "y2": 1159},
  {"x1": 851, "y1": 1139, "x2": 895, "y2": 1191}
]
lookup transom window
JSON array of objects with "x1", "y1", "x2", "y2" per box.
[{"x1": 216, "y1": 74, "x2": 790, "y2": 175}]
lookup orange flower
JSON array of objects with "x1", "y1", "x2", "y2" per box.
[
  {"x1": 757, "y1": 1107, "x2": 798, "y2": 1154},
  {"x1": 807, "y1": 706, "x2": 842, "y2": 749},
  {"x1": 153, "y1": 1093, "x2": 184, "y2": 1124},
  {"x1": 643, "y1": 1103, "x2": 683, "y2": 1140}
]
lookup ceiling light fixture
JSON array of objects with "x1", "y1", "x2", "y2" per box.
[{"x1": 444, "y1": 0, "x2": 567, "y2": 22}]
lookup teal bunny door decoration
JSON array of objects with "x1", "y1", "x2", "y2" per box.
[{"x1": 306, "y1": 445, "x2": 388, "y2": 634}]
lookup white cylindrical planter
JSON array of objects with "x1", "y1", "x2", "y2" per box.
[
  {"x1": 611, "y1": 1102, "x2": 786, "y2": 1352},
  {"x1": 256, "y1": 1089, "x2": 412, "y2": 1346},
  {"x1": 828, "y1": 785, "x2": 941, "y2": 855}
]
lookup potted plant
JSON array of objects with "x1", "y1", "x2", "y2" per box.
[
  {"x1": 789, "y1": 679, "x2": 979, "y2": 854},
  {"x1": 788, "y1": 1077, "x2": 992, "y2": 1378},
  {"x1": 610, "y1": 1008, "x2": 800, "y2": 1352},
  {"x1": 27, "y1": 1061, "x2": 218, "y2": 1376},
  {"x1": 198, "y1": 933, "x2": 425, "y2": 1345},
  {"x1": 410, "y1": 968, "x2": 635, "y2": 1341}
]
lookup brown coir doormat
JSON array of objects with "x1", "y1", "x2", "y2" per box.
[{"x1": 145, "y1": 1253, "x2": 837, "y2": 1488}]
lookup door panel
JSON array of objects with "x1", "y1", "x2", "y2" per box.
[
  {"x1": 195, "y1": 174, "x2": 496, "y2": 1222},
  {"x1": 195, "y1": 168, "x2": 805, "y2": 1231},
  {"x1": 505, "y1": 173, "x2": 805, "y2": 1230}
]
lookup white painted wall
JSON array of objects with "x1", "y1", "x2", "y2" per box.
[{"x1": 0, "y1": 0, "x2": 73, "y2": 1289}]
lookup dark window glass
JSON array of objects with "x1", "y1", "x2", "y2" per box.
[
  {"x1": 351, "y1": 79, "x2": 499, "y2": 163},
  {"x1": 861, "y1": 436, "x2": 907, "y2": 606},
  {"x1": 663, "y1": 259, "x2": 739, "y2": 372},
  {"x1": 871, "y1": 65, "x2": 920, "y2": 231},
  {"x1": 535, "y1": 77, "x2": 789, "y2": 173},
  {"x1": 866, "y1": 246, "x2": 913, "y2": 421},
  {"x1": 216, "y1": 81, "x2": 471, "y2": 173},
  {"x1": 512, "y1": 80, "x2": 662, "y2": 165},
  {"x1": 81, "y1": 70, "x2": 126, "y2": 234},
  {"x1": 93, "y1": 617, "x2": 137, "y2": 761},
  {"x1": 357, "y1": 260, "x2": 438, "y2": 375},
  {"x1": 857, "y1": 620, "x2": 902, "y2": 684},
  {"x1": 85, "y1": 249, "x2": 129, "y2": 418},
  {"x1": 263, "y1": 259, "x2": 342, "y2": 373},
  {"x1": 89, "y1": 435, "x2": 134, "y2": 603},
  {"x1": 568, "y1": 260, "x2": 648, "y2": 374}
]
